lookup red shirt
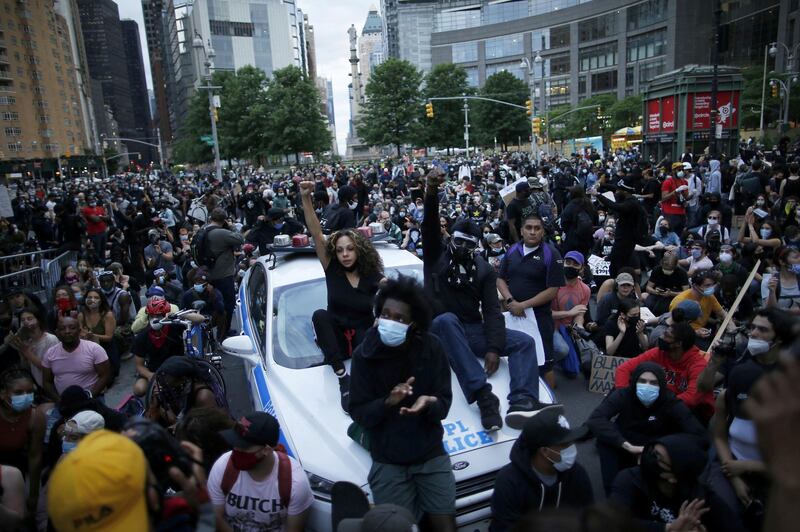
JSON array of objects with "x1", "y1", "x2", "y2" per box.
[
  {"x1": 81, "y1": 206, "x2": 107, "y2": 235},
  {"x1": 551, "y1": 280, "x2": 591, "y2": 329},
  {"x1": 660, "y1": 177, "x2": 687, "y2": 215}
]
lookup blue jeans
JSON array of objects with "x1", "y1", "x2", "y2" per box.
[
  {"x1": 431, "y1": 313, "x2": 540, "y2": 405},
  {"x1": 553, "y1": 330, "x2": 570, "y2": 362}
]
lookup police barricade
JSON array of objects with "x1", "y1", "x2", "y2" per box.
[
  {"x1": 41, "y1": 251, "x2": 77, "y2": 302},
  {"x1": 0, "y1": 267, "x2": 47, "y2": 305},
  {"x1": 0, "y1": 249, "x2": 60, "y2": 277}
]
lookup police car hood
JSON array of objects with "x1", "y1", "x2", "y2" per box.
[{"x1": 268, "y1": 356, "x2": 555, "y2": 492}]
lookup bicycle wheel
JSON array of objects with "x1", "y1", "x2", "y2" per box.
[{"x1": 195, "y1": 358, "x2": 227, "y2": 397}]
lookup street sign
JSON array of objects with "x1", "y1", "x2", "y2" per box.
[{"x1": 199, "y1": 135, "x2": 213, "y2": 142}]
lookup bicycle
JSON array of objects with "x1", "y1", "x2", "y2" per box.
[{"x1": 159, "y1": 308, "x2": 224, "y2": 371}]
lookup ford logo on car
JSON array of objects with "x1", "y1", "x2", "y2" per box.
[{"x1": 452, "y1": 461, "x2": 469, "y2": 471}]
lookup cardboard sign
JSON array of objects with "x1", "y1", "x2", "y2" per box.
[
  {"x1": 500, "y1": 177, "x2": 528, "y2": 206},
  {"x1": 587, "y1": 254, "x2": 610, "y2": 277},
  {"x1": 589, "y1": 353, "x2": 628, "y2": 394}
]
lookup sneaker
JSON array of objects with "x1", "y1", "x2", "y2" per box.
[
  {"x1": 476, "y1": 387, "x2": 503, "y2": 432},
  {"x1": 504, "y1": 399, "x2": 562, "y2": 430},
  {"x1": 338, "y1": 374, "x2": 351, "y2": 414}
]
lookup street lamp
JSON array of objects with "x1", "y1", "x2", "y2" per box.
[
  {"x1": 521, "y1": 52, "x2": 547, "y2": 157},
  {"x1": 193, "y1": 32, "x2": 222, "y2": 182}
]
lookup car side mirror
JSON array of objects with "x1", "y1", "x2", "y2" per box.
[{"x1": 221, "y1": 334, "x2": 260, "y2": 366}]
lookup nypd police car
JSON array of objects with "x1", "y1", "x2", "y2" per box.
[{"x1": 222, "y1": 243, "x2": 555, "y2": 531}]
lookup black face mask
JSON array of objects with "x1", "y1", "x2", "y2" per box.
[
  {"x1": 657, "y1": 337, "x2": 673, "y2": 353},
  {"x1": 564, "y1": 267, "x2": 580, "y2": 280},
  {"x1": 627, "y1": 316, "x2": 640, "y2": 328},
  {"x1": 449, "y1": 241, "x2": 476, "y2": 263}
]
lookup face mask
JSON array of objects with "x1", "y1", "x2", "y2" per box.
[
  {"x1": 720, "y1": 252, "x2": 733, "y2": 264},
  {"x1": 62, "y1": 440, "x2": 78, "y2": 454},
  {"x1": 348, "y1": 201, "x2": 358, "y2": 210},
  {"x1": 227, "y1": 447, "x2": 264, "y2": 472},
  {"x1": 636, "y1": 383, "x2": 660, "y2": 407},
  {"x1": 85, "y1": 300, "x2": 99, "y2": 309},
  {"x1": 546, "y1": 444, "x2": 577, "y2": 472},
  {"x1": 564, "y1": 267, "x2": 580, "y2": 280},
  {"x1": 273, "y1": 222, "x2": 285, "y2": 230},
  {"x1": 791, "y1": 264, "x2": 800, "y2": 275},
  {"x1": 760, "y1": 228, "x2": 772, "y2": 239},
  {"x1": 691, "y1": 249, "x2": 702, "y2": 259},
  {"x1": 658, "y1": 226, "x2": 668, "y2": 235},
  {"x1": 193, "y1": 283, "x2": 205, "y2": 294},
  {"x1": 56, "y1": 298, "x2": 73, "y2": 312},
  {"x1": 180, "y1": 234, "x2": 188, "y2": 241},
  {"x1": 377, "y1": 318, "x2": 410, "y2": 347},
  {"x1": 756, "y1": 200, "x2": 765, "y2": 207},
  {"x1": 101, "y1": 285, "x2": 115, "y2": 295},
  {"x1": 707, "y1": 218, "x2": 718, "y2": 225},
  {"x1": 676, "y1": 171, "x2": 685, "y2": 178},
  {"x1": 598, "y1": 215, "x2": 606, "y2": 223},
  {"x1": 747, "y1": 337, "x2": 771, "y2": 355},
  {"x1": 627, "y1": 316, "x2": 640, "y2": 328},
  {"x1": 702, "y1": 286, "x2": 716, "y2": 296},
  {"x1": 10, "y1": 392, "x2": 34, "y2": 412},
  {"x1": 657, "y1": 338, "x2": 673, "y2": 353},
  {"x1": 149, "y1": 318, "x2": 163, "y2": 331}
]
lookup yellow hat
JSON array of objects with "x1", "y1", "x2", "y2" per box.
[
  {"x1": 48, "y1": 430, "x2": 149, "y2": 532},
  {"x1": 671, "y1": 162, "x2": 684, "y2": 171}
]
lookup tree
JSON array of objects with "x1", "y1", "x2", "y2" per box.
[
  {"x1": 357, "y1": 58, "x2": 424, "y2": 156},
  {"x1": 216, "y1": 66, "x2": 270, "y2": 162},
  {"x1": 609, "y1": 95, "x2": 643, "y2": 132},
  {"x1": 264, "y1": 66, "x2": 332, "y2": 163},
  {"x1": 548, "y1": 93, "x2": 616, "y2": 140},
  {"x1": 417, "y1": 63, "x2": 473, "y2": 152},
  {"x1": 472, "y1": 71, "x2": 529, "y2": 150},
  {"x1": 171, "y1": 87, "x2": 214, "y2": 164}
]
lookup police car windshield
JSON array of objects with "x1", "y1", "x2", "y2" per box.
[{"x1": 272, "y1": 265, "x2": 424, "y2": 369}]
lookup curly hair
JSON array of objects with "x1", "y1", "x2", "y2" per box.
[
  {"x1": 373, "y1": 274, "x2": 432, "y2": 333},
  {"x1": 325, "y1": 229, "x2": 384, "y2": 277}
]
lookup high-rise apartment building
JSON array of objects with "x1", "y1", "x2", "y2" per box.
[
  {"x1": 121, "y1": 20, "x2": 155, "y2": 163},
  {"x1": 142, "y1": 0, "x2": 175, "y2": 153},
  {"x1": 304, "y1": 13, "x2": 317, "y2": 81},
  {"x1": 77, "y1": 0, "x2": 138, "y2": 157},
  {"x1": 360, "y1": 6, "x2": 384, "y2": 76},
  {"x1": 0, "y1": 0, "x2": 90, "y2": 161}
]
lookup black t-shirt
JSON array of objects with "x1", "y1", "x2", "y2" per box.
[
  {"x1": 603, "y1": 318, "x2": 644, "y2": 358},
  {"x1": 325, "y1": 260, "x2": 382, "y2": 329},
  {"x1": 132, "y1": 325, "x2": 185, "y2": 372},
  {"x1": 505, "y1": 197, "x2": 536, "y2": 235},
  {"x1": 641, "y1": 179, "x2": 661, "y2": 210},
  {"x1": 648, "y1": 266, "x2": 689, "y2": 292}
]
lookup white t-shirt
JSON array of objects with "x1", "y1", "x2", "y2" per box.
[{"x1": 208, "y1": 451, "x2": 313, "y2": 532}]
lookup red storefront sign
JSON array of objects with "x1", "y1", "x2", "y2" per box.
[
  {"x1": 687, "y1": 91, "x2": 739, "y2": 130},
  {"x1": 647, "y1": 99, "x2": 661, "y2": 133},
  {"x1": 661, "y1": 96, "x2": 675, "y2": 132}
]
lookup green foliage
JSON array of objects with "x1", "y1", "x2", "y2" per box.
[
  {"x1": 417, "y1": 64, "x2": 473, "y2": 150},
  {"x1": 546, "y1": 93, "x2": 617, "y2": 140},
  {"x1": 216, "y1": 66, "x2": 270, "y2": 161},
  {"x1": 472, "y1": 71, "x2": 529, "y2": 149},
  {"x1": 738, "y1": 65, "x2": 800, "y2": 131},
  {"x1": 357, "y1": 58, "x2": 424, "y2": 156},
  {"x1": 609, "y1": 95, "x2": 642, "y2": 132}
]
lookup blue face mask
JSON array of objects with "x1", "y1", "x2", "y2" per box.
[
  {"x1": 702, "y1": 286, "x2": 716, "y2": 296},
  {"x1": 62, "y1": 440, "x2": 78, "y2": 454},
  {"x1": 636, "y1": 383, "x2": 660, "y2": 406},
  {"x1": 10, "y1": 392, "x2": 34, "y2": 412},
  {"x1": 791, "y1": 264, "x2": 800, "y2": 275},
  {"x1": 760, "y1": 228, "x2": 772, "y2": 239},
  {"x1": 193, "y1": 283, "x2": 205, "y2": 293},
  {"x1": 377, "y1": 318, "x2": 410, "y2": 347},
  {"x1": 273, "y1": 222, "x2": 284, "y2": 230}
]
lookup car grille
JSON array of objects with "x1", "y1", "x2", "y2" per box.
[{"x1": 455, "y1": 470, "x2": 497, "y2": 519}]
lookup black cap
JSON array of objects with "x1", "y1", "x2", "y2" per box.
[
  {"x1": 515, "y1": 181, "x2": 531, "y2": 193},
  {"x1": 519, "y1": 407, "x2": 588, "y2": 450},
  {"x1": 267, "y1": 207, "x2": 285, "y2": 221},
  {"x1": 220, "y1": 412, "x2": 280, "y2": 448}
]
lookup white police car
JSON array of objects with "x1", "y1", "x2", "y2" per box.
[{"x1": 223, "y1": 243, "x2": 555, "y2": 531}]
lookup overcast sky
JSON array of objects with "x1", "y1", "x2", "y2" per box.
[{"x1": 116, "y1": 0, "x2": 377, "y2": 156}]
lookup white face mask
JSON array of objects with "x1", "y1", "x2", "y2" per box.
[
  {"x1": 677, "y1": 171, "x2": 685, "y2": 178},
  {"x1": 747, "y1": 337, "x2": 771, "y2": 355},
  {"x1": 149, "y1": 318, "x2": 164, "y2": 331},
  {"x1": 719, "y1": 252, "x2": 733, "y2": 264},
  {"x1": 546, "y1": 444, "x2": 577, "y2": 472}
]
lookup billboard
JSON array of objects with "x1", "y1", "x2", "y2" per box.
[
  {"x1": 686, "y1": 91, "x2": 739, "y2": 131},
  {"x1": 660, "y1": 96, "x2": 675, "y2": 132},
  {"x1": 647, "y1": 99, "x2": 660, "y2": 133}
]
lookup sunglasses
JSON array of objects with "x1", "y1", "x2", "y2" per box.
[{"x1": 453, "y1": 237, "x2": 478, "y2": 249}]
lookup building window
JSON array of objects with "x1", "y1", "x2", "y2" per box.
[
  {"x1": 485, "y1": 33, "x2": 524, "y2": 60},
  {"x1": 452, "y1": 41, "x2": 478, "y2": 63},
  {"x1": 579, "y1": 75, "x2": 587, "y2": 94},
  {"x1": 39, "y1": 115, "x2": 49, "y2": 123},
  {"x1": 591, "y1": 71, "x2": 618, "y2": 92},
  {"x1": 626, "y1": 29, "x2": 667, "y2": 62},
  {"x1": 209, "y1": 20, "x2": 254, "y2": 37},
  {"x1": 627, "y1": 0, "x2": 669, "y2": 31},
  {"x1": 0, "y1": 96, "x2": 15, "y2": 104},
  {"x1": 42, "y1": 129, "x2": 53, "y2": 137},
  {"x1": 435, "y1": 7, "x2": 481, "y2": 32},
  {"x1": 550, "y1": 25, "x2": 570, "y2": 48},
  {"x1": 485, "y1": 61, "x2": 525, "y2": 81},
  {"x1": 579, "y1": 43, "x2": 618, "y2": 71},
  {"x1": 579, "y1": 13, "x2": 618, "y2": 42},
  {"x1": 7, "y1": 142, "x2": 22, "y2": 152},
  {"x1": 465, "y1": 66, "x2": 478, "y2": 87},
  {"x1": 44, "y1": 143, "x2": 59, "y2": 151},
  {"x1": 483, "y1": 1, "x2": 529, "y2": 25},
  {"x1": 531, "y1": 29, "x2": 547, "y2": 52},
  {"x1": 550, "y1": 54, "x2": 570, "y2": 76},
  {"x1": 640, "y1": 58, "x2": 666, "y2": 82},
  {"x1": 626, "y1": 66, "x2": 635, "y2": 86},
  {"x1": 4, "y1": 127, "x2": 21, "y2": 136},
  {"x1": 2, "y1": 111, "x2": 18, "y2": 120}
]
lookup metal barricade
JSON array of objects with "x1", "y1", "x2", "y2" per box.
[
  {"x1": 0, "y1": 249, "x2": 60, "y2": 276},
  {"x1": 0, "y1": 267, "x2": 47, "y2": 305},
  {"x1": 41, "y1": 251, "x2": 77, "y2": 300}
]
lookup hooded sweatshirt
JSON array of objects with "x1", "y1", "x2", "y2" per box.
[
  {"x1": 588, "y1": 362, "x2": 706, "y2": 449},
  {"x1": 614, "y1": 346, "x2": 714, "y2": 414},
  {"x1": 489, "y1": 438, "x2": 594, "y2": 532},
  {"x1": 707, "y1": 160, "x2": 722, "y2": 195},
  {"x1": 610, "y1": 435, "x2": 713, "y2": 532},
  {"x1": 349, "y1": 327, "x2": 452, "y2": 466}
]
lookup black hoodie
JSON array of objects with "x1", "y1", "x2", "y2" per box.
[
  {"x1": 587, "y1": 362, "x2": 707, "y2": 449},
  {"x1": 349, "y1": 327, "x2": 452, "y2": 466},
  {"x1": 489, "y1": 438, "x2": 595, "y2": 532}
]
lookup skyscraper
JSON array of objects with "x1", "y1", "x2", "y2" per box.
[
  {"x1": 141, "y1": 0, "x2": 175, "y2": 153},
  {"x1": 359, "y1": 5, "x2": 383, "y2": 76},
  {"x1": 121, "y1": 20, "x2": 155, "y2": 163},
  {"x1": 77, "y1": 0, "x2": 137, "y2": 158}
]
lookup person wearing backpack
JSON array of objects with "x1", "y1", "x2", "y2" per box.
[
  {"x1": 196, "y1": 208, "x2": 244, "y2": 336},
  {"x1": 208, "y1": 412, "x2": 313, "y2": 532},
  {"x1": 560, "y1": 186, "x2": 595, "y2": 260},
  {"x1": 595, "y1": 182, "x2": 649, "y2": 278}
]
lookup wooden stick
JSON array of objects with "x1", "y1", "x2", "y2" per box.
[{"x1": 710, "y1": 259, "x2": 761, "y2": 348}]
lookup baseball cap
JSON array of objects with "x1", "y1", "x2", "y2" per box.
[
  {"x1": 515, "y1": 181, "x2": 531, "y2": 193},
  {"x1": 267, "y1": 207, "x2": 285, "y2": 220},
  {"x1": 615, "y1": 272, "x2": 635, "y2": 286},
  {"x1": 65, "y1": 410, "x2": 106, "y2": 436},
  {"x1": 564, "y1": 251, "x2": 585, "y2": 265},
  {"x1": 519, "y1": 406, "x2": 588, "y2": 450},
  {"x1": 145, "y1": 285, "x2": 166, "y2": 298},
  {"x1": 338, "y1": 504, "x2": 417, "y2": 532},
  {"x1": 48, "y1": 430, "x2": 149, "y2": 531},
  {"x1": 193, "y1": 267, "x2": 210, "y2": 283},
  {"x1": 485, "y1": 233, "x2": 503, "y2": 245},
  {"x1": 153, "y1": 267, "x2": 167, "y2": 278},
  {"x1": 220, "y1": 412, "x2": 280, "y2": 448},
  {"x1": 683, "y1": 162, "x2": 693, "y2": 171},
  {"x1": 671, "y1": 162, "x2": 685, "y2": 171},
  {"x1": 674, "y1": 300, "x2": 701, "y2": 321}
]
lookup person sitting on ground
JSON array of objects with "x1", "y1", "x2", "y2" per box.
[
  {"x1": 614, "y1": 322, "x2": 715, "y2": 421},
  {"x1": 490, "y1": 407, "x2": 594, "y2": 532},
  {"x1": 603, "y1": 299, "x2": 648, "y2": 358},
  {"x1": 644, "y1": 252, "x2": 690, "y2": 316},
  {"x1": 647, "y1": 300, "x2": 702, "y2": 348},
  {"x1": 149, "y1": 267, "x2": 183, "y2": 305},
  {"x1": 678, "y1": 240, "x2": 714, "y2": 277},
  {"x1": 669, "y1": 270, "x2": 729, "y2": 344},
  {"x1": 349, "y1": 275, "x2": 456, "y2": 531},
  {"x1": 300, "y1": 180, "x2": 384, "y2": 414},
  {"x1": 550, "y1": 251, "x2": 591, "y2": 360},
  {"x1": 596, "y1": 271, "x2": 639, "y2": 326},
  {"x1": 762, "y1": 246, "x2": 800, "y2": 314},
  {"x1": 180, "y1": 267, "x2": 226, "y2": 337},
  {"x1": 146, "y1": 356, "x2": 226, "y2": 429},
  {"x1": 42, "y1": 316, "x2": 110, "y2": 402},
  {"x1": 587, "y1": 362, "x2": 706, "y2": 495},
  {"x1": 131, "y1": 286, "x2": 179, "y2": 334}
]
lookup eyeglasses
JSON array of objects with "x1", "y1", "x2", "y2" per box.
[{"x1": 453, "y1": 237, "x2": 478, "y2": 250}]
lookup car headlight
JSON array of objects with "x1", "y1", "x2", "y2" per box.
[{"x1": 305, "y1": 471, "x2": 335, "y2": 496}]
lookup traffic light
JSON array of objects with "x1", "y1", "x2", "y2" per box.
[
  {"x1": 525, "y1": 99, "x2": 533, "y2": 116},
  {"x1": 771, "y1": 82, "x2": 779, "y2": 98},
  {"x1": 532, "y1": 117, "x2": 541, "y2": 135},
  {"x1": 597, "y1": 105, "x2": 602, "y2": 116},
  {"x1": 540, "y1": 117, "x2": 547, "y2": 132},
  {"x1": 213, "y1": 108, "x2": 219, "y2": 122},
  {"x1": 425, "y1": 102, "x2": 434, "y2": 118}
]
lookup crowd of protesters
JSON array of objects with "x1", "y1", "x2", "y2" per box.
[{"x1": 0, "y1": 136, "x2": 799, "y2": 531}]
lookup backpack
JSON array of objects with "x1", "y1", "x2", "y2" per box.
[
  {"x1": 507, "y1": 240, "x2": 554, "y2": 276},
  {"x1": 574, "y1": 210, "x2": 593, "y2": 240},
  {"x1": 220, "y1": 450, "x2": 292, "y2": 509},
  {"x1": 191, "y1": 226, "x2": 221, "y2": 268}
]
